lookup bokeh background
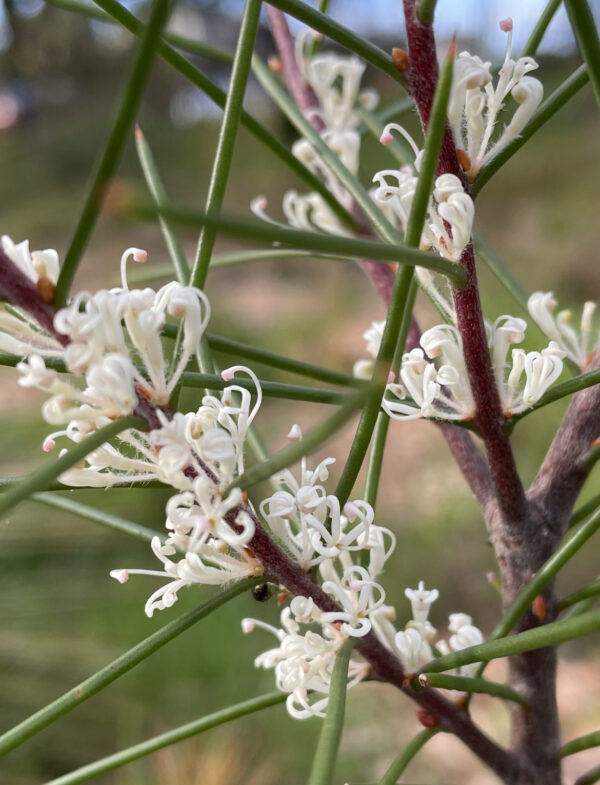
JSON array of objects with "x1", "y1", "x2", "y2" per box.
[{"x1": 1, "y1": 1, "x2": 599, "y2": 783}]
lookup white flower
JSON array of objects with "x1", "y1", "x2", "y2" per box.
[
  {"x1": 17, "y1": 355, "x2": 60, "y2": 391},
  {"x1": 394, "y1": 627, "x2": 430, "y2": 673},
  {"x1": 253, "y1": 45, "x2": 378, "y2": 239},
  {"x1": 260, "y1": 446, "x2": 335, "y2": 570},
  {"x1": 449, "y1": 19, "x2": 543, "y2": 180},
  {"x1": 320, "y1": 563, "x2": 386, "y2": 637},
  {"x1": 244, "y1": 602, "x2": 369, "y2": 719},
  {"x1": 1, "y1": 234, "x2": 60, "y2": 285},
  {"x1": 405, "y1": 580, "x2": 439, "y2": 624},
  {"x1": 373, "y1": 140, "x2": 474, "y2": 262},
  {"x1": 448, "y1": 613, "x2": 472, "y2": 634},
  {"x1": 384, "y1": 316, "x2": 566, "y2": 422},
  {"x1": 383, "y1": 325, "x2": 475, "y2": 422},
  {"x1": 112, "y1": 532, "x2": 264, "y2": 618},
  {"x1": 198, "y1": 366, "x2": 262, "y2": 474},
  {"x1": 449, "y1": 620, "x2": 484, "y2": 678},
  {"x1": 302, "y1": 51, "x2": 374, "y2": 133},
  {"x1": 111, "y1": 477, "x2": 262, "y2": 618},
  {"x1": 527, "y1": 291, "x2": 598, "y2": 370},
  {"x1": 490, "y1": 316, "x2": 565, "y2": 415}
]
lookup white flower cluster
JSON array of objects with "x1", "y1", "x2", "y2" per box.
[
  {"x1": 448, "y1": 18, "x2": 544, "y2": 180},
  {"x1": 392, "y1": 581, "x2": 484, "y2": 677},
  {"x1": 373, "y1": 137, "x2": 474, "y2": 262},
  {"x1": 242, "y1": 599, "x2": 370, "y2": 719},
  {"x1": 0, "y1": 237, "x2": 268, "y2": 617},
  {"x1": 261, "y1": 433, "x2": 395, "y2": 573},
  {"x1": 243, "y1": 439, "x2": 401, "y2": 718},
  {"x1": 382, "y1": 315, "x2": 565, "y2": 422},
  {"x1": 109, "y1": 366, "x2": 267, "y2": 616},
  {"x1": 253, "y1": 47, "x2": 376, "y2": 235},
  {"x1": 15, "y1": 247, "x2": 210, "y2": 429},
  {"x1": 245, "y1": 574, "x2": 483, "y2": 718}
]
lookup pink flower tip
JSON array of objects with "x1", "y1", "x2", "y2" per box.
[
  {"x1": 344, "y1": 501, "x2": 359, "y2": 518},
  {"x1": 287, "y1": 424, "x2": 302, "y2": 441},
  {"x1": 387, "y1": 371, "x2": 396, "y2": 384},
  {"x1": 349, "y1": 578, "x2": 363, "y2": 591},
  {"x1": 241, "y1": 619, "x2": 254, "y2": 634},
  {"x1": 132, "y1": 248, "x2": 147, "y2": 264},
  {"x1": 499, "y1": 18, "x2": 513, "y2": 32},
  {"x1": 379, "y1": 131, "x2": 393, "y2": 146},
  {"x1": 42, "y1": 438, "x2": 56, "y2": 452},
  {"x1": 110, "y1": 569, "x2": 129, "y2": 584},
  {"x1": 221, "y1": 368, "x2": 235, "y2": 382}
]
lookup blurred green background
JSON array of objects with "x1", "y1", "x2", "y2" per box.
[{"x1": 0, "y1": 2, "x2": 599, "y2": 784}]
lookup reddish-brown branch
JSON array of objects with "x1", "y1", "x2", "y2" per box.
[
  {"x1": 454, "y1": 244, "x2": 528, "y2": 523},
  {"x1": 402, "y1": 0, "x2": 527, "y2": 527}
]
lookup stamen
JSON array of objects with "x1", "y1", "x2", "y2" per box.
[
  {"x1": 120, "y1": 247, "x2": 148, "y2": 290},
  {"x1": 379, "y1": 123, "x2": 421, "y2": 160}
]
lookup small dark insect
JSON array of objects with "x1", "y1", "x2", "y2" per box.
[{"x1": 252, "y1": 583, "x2": 272, "y2": 603}]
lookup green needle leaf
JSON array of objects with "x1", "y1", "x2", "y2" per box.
[
  {"x1": 559, "y1": 577, "x2": 600, "y2": 611},
  {"x1": 520, "y1": 0, "x2": 563, "y2": 57},
  {"x1": 559, "y1": 729, "x2": 600, "y2": 759},
  {"x1": 417, "y1": 673, "x2": 528, "y2": 705},
  {"x1": 473, "y1": 233, "x2": 529, "y2": 315},
  {"x1": 571, "y1": 493, "x2": 600, "y2": 527},
  {"x1": 363, "y1": 412, "x2": 391, "y2": 511},
  {"x1": 421, "y1": 609, "x2": 600, "y2": 673},
  {"x1": 31, "y1": 492, "x2": 160, "y2": 543},
  {"x1": 42, "y1": 691, "x2": 285, "y2": 784},
  {"x1": 135, "y1": 126, "x2": 189, "y2": 283},
  {"x1": 206, "y1": 334, "x2": 359, "y2": 388},
  {"x1": 418, "y1": 0, "x2": 438, "y2": 25},
  {"x1": 181, "y1": 370, "x2": 355, "y2": 405},
  {"x1": 565, "y1": 0, "x2": 600, "y2": 110},
  {"x1": 130, "y1": 204, "x2": 466, "y2": 284},
  {"x1": 0, "y1": 581, "x2": 264, "y2": 755},
  {"x1": 0, "y1": 415, "x2": 145, "y2": 519},
  {"x1": 377, "y1": 728, "x2": 438, "y2": 785},
  {"x1": 190, "y1": 0, "x2": 263, "y2": 291},
  {"x1": 575, "y1": 764, "x2": 600, "y2": 785},
  {"x1": 265, "y1": 0, "x2": 407, "y2": 88},
  {"x1": 307, "y1": 638, "x2": 355, "y2": 785},
  {"x1": 488, "y1": 504, "x2": 600, "y2": 643},
  {"x1": 124, "y1": 249, "x2": 355, "y2": 284},
  {"x1": 54, "y1": 0, "x2": 172, "y2": 307}
]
